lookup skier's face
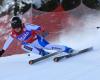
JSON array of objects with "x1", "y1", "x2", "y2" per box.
[{"x1": 14, "y1": 27, "x2": 22, "y2": 33}]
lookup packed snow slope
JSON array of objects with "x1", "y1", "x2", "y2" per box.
[{"x1": 1, "y1": 4, "x2": 100, "y2": 80}]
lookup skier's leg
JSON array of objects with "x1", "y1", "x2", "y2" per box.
[
  {"x1": 44, "y1": 44, "x2": 74, "y2": 53},
  {"x1": 31, "y1": 39, "x2": 49, "y2": 56},
  {"x1": 21, "y1": 45, "x2": 40, "y2": 54},
  {"x1": 21, "y1": 40, "x2": 49, "y2": 56},
  {"x1": 36, "y1": 36, "x2": 74, "y2": 54}
]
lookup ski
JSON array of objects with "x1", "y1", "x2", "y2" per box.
[
  {"x1": 29, "y1": 51, "x2": 60, "y2": 65},
  {"x1": 53, "y1": 47, "x2": 93, "y2": 62}
]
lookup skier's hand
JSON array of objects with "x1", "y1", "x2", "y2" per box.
[
  {"x1": 41, "y1": 31, "x2": 49, "y2": 37},
  {"x1": 0, "y1": 49, "x2": 5, "y2": 57},
  {"x1": 36, "y1": 27, "x2": 49, "y2": 37}
]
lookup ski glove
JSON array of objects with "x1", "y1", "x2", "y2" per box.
[
  {"x1": 41, "y1": 31, "x2": 49, "y2": 37},
  {"x1": 0, "y1": 49, "x2": 5, "y2": 57}
]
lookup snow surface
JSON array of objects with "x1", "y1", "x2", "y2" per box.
[{"x1": 1, "y1": 4, "x2": 100, "y2": 80}]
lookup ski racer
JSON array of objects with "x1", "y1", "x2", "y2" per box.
[{"x1": 0, "y1": 16, "x2": 75, "y2": 57}]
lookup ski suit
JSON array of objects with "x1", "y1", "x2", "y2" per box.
[{"x1": 3, "y1": 23, "x2": 73, "y2": 56}]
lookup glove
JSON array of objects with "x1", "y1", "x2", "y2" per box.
[
  {"x1": 0, "y1": 49, "x2": 5, "y2": 57},
  {"x1": 41, "y1": 31, "x2": 49, "y2": 37}
]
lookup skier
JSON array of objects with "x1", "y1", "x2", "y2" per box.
[{"x1": 0, "y1": 16, "x2": 75, "y2": 57}]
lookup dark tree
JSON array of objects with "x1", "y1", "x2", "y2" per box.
[
  {"x1": 61, "y1": 0, "x2": 81, "y2": 11},
  {"x1": 83, "y1": 0, "x2": 100, "y2": 9}
]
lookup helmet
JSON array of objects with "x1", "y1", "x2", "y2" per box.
[{"x1": 11, "y1": 16, "x2": 22, "y2": 29}]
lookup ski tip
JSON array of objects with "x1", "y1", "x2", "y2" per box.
[
  {"x1": 53, "y1": 57, "x2": 60, "y2": 62},
  {"x1": 82, "y1": 46, "x2": 93, "y2": 51},
  {"x1": 87, "y1": 47, "x2": 93, "y2": 50},
  {"x1": 29, "y1": 60, "x2": 33, "y2": 65}
]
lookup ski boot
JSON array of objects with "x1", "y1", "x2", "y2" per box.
[
  {"x1": 64, "y1": 47, "x2": 77, "y2": 55},
  {"x1": 39, "y1": 49, "x2": 49, "y2": 56}
]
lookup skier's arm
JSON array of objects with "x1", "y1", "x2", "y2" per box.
[
  {"x1": 25, "y1": 23, "x2": 49, "y2": 37},
  {"x1": 25, "y1": 23, "x2": 41, "y2": 31},
  {"x1": 0, "y1": 35, "x2": 14, "y2": 57},
  {"x1": 3, "y1": 35, "x2": 14, "y2": 50}
]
